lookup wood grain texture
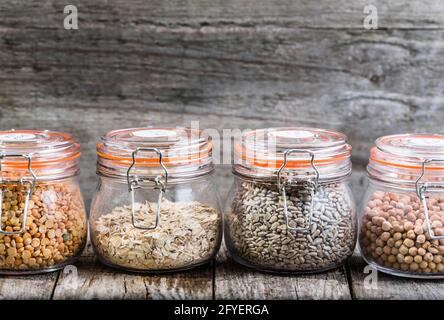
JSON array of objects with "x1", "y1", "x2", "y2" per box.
[
  {"x1": 348, "y1": 254, "x2": 444, "y2": 300},
  {"x1": 52, "y1": 254, "x2": 213, "y2": 300},
  {"x1": 1, "y1": 2, "x2": 444, "y2": 174},
  {"x1": 1, "y1": 1, "x2": 444, "y2": 29},
  {"x1": 0, "y1": 272, "x2": 59, "y2": 300},
  {"x1": 214, "y1": 245, "x2": 351, "y2": 300}
]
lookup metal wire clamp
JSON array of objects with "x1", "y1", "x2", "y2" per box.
[
  {"x1": 415, "y1": 158, "x2": 444, "y2": 240},
  {"x1": 276, "y1": 149, "x2": 319, "y2": 232},
  {"x1": 127, "y1": 148, "x2": 168, "y2": 230},
  {"x1": 0, "y1": 154, "x2": 37, "y2": 235}
]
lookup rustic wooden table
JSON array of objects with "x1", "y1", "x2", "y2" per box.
[{"x1": 1, "y1": 243, "x2": 444, "y2": 300}]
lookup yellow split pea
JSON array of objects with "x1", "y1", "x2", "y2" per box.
[{"x1": 0, "y1": 182, "x2": 87, "y2": 271}]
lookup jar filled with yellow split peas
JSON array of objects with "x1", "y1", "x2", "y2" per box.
[
  {"x1": 359, "y1": 134, "x2": 444, "y2": 278},
  {"x1": 0, "y1": 130, "x2": 87, "y2": 274}
]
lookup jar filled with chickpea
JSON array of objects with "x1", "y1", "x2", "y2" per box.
[
  {"x1": 0, "y1": 130, "x2": 87, "y2": 274},
  {"x1": 359, "y1": 134, "x2": 444, "y2": 278}
]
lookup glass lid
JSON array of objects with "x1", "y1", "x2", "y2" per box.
[
  {"x1": 97, "y1": 127, "x2": 214, "y2": 180},
  {"x1": 374, "y1": 134, "x2": 444, "y2": 164},
  {"x1": 233, "y1": 127, "x2": 352, "y2": 181},
  {"x1": 0, "y1": 129, "x2": 81, "y2": 179},
  {"x1": 369, "y1": 134, "x2": 444, "y2": 186}
]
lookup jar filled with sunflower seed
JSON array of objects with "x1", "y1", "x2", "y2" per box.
[
  {"x1": 0, "y1": 130, "x2": 87, "y2": 274},
  {"x1": 90, "y1": 127, "x2": 222, "y2": 272},
  {"x1": 225, "y1": 128, "x2": 356, "y2": 273}
]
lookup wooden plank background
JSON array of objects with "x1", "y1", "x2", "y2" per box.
[{"x1": 1, "y1": 1, "x2": 444, "y2": 299}]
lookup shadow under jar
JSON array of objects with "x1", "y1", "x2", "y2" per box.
[
  {"x1": 359, "y1": 134, "x2": 444, "y2": 278},
  {"x1": 90, "y1": 127, "x2": 222, "y2": 272},
  {"x1": 225, "y1": 128, "x2": 356, "y2": 273},
  {"x1": 0, "y1": 130, "x2": 87, "y2": 275}
]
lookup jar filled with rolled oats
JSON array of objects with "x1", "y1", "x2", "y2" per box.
[
  {"x1": 90, "y1": 127, "x2": 222, "y2": 272},
  {"x1": 0, "y1": 129, "x2": 87, "y2": 274},
  {"x1": 225, "y1": 128, "x2": 356, "y2": 273}
]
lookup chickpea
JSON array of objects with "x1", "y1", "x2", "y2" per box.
[
  {"x1": 399, "y1": 245, "x2": 409, "y2": 255},
  {"x1": 404, "y1": 256, "x2": 414, "y2": 264},
  {"x1": 418, "y1": 247, "x2": 427, "y2": 256},
  {"x1": 388, "y1": 255, "x2": 397, "y2": 264},
  {"x1": 375, "y1": 247, "x2": 383, "y2": 256},
  {"x1": 387, "y1": 238, "x2": 395, "y2": 247},
  {"x1": 428, "y1": 247, "x2": 439, "y2": 254},
  {"x1": 382, "y1": 221, "x2": 392, "y2": 232},
  {"x1": 373, "y1": 238, "x2": 382, "y2": 247},
  {"x1": 414, "y1": 255, "x2": 423, "y2": 263},
  {"x1": 403, "y1": 238, "x2": 415, "y2": 248},
  {"x1": 406, "y1": 230, "x2": 416, "y2": 239},
  {"x1": 424, "y1": 252, "x2": 434, "y2": 262},
  {"x1": 381, "y1": 232, "x2": 391, "y2": 242},
  {"x1": 416, "y1": 234, "x2": 426, "y2": 244},
  {"x1": 393, "y1": 232, "x2": 402, "y2": 241},
  {"x1": 409, "y1": 262, "x2": 419, "y2": 271},
  {"x1": 395, "y1": 240, "x2": 403, "y2": 248},
  {"x1": 404, "y1": 221, "x2": 414, "y2": 231}
]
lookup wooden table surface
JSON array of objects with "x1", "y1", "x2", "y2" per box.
[{"x1": 1, "y1": 243, "x2": 444, "y2": 300}]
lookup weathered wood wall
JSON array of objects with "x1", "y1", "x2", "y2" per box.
[{"x1": 1, "y1": 1, "x2": 444, "y2": 208}]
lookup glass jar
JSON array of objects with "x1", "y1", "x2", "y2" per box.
[
  {"x1": 90, "y1": 127, "x2": 222, "y2": 272},
  {"x1": 225, "y1": 127, "x2": 356, "y2": 273},
  {"x1": 359, "y1": 134, "x2": 444, "y2": 278},
  {"x1": 0, "y1": 130, "x2": 87, "y2": 274}
]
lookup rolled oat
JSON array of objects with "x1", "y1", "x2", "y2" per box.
[{"x1": 93, "y1": 200, "x2": 221, "y2": 271}]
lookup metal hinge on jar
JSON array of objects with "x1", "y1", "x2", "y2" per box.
[
  {"x1": 0, "y1": 154, "x2": 37, "y2": 236},
  {"x1": 126, "y1": 147, "x2": 168, "y2": 230},
  {"x1": 276, "y1": 149, "x2": 319, "y2": 233},
  {"x1": 415, "y1": 158, "x2": 444, "y2": 240}
]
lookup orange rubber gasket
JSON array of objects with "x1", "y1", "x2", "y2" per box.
[
  {"x1": 234, "y1": 144, "x2": 351, "y2": 169},
  {"x1": 96, "y1": 142, "x2": 213, "y2": 167},
  {"x1": 0, "y1": 152, "x2": 81, "y2": 169},
  {"x1": 370, "y1": 147, "x2": 444, "y2": 170}
]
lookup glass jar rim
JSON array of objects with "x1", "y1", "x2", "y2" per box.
[
  {"x1": 96, "y1": 127, "x2": 214, "y2": 179},
  {"x1": 233, "y1": 127, "x2": 352, "y2": 181},
  {"x1": 368, "y1": 133, "x2": 444, "y2": 187},
  {"x1": 0, "y1": 129, "x2": 80, "y2": 180}
]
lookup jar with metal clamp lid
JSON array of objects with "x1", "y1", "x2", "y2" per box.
[
  {"x1": 0, "y1": 129, "x2": 87, "y2": 274},
  {"x1": 225, "y1": 127, "x2": 356, "y2": 273},
  {"x1": 359, "y1": 134, "x2": 444, "y2": 278},
  {"x1": 89, "y1": 127, "x2": 222, "y2": 272}
]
